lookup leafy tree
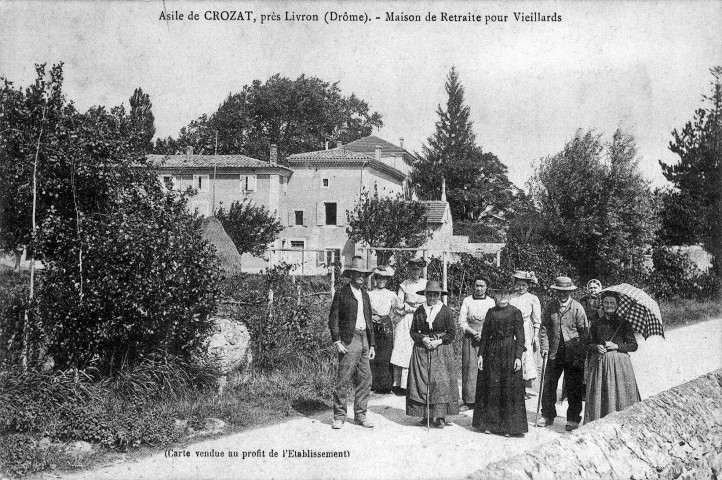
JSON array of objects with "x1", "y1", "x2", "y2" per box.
[
  {"x1": 346, "y1": 185, "x2": 431, "y2": 264},
  {"x1": 659, "y1": 66, "x2": 721, "y2": 274},
  {"x1": 531, "y1": 129, "x2": 659, "y2": 280},
  {"x1": 1, "y1": 64, "x2": 221, "y2": 372},
  {"x1": 411, "y1": 67, "x2": 518, "y2": 221},
  {"x1": 154, "y1": 74, "x2": 383, "y2": 161},
  {"x1": 215, "y1": 200, "x2": 283, "y2": 258},
  {"x1": 128, "y1": 87, "x2": 155, "y2": 153}
]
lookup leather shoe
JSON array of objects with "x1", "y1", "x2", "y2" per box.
[
  {"x1": 332, "y1": 419, "x2": 344, "y2": 429},
  {"x1": 355, "y1": 419, "x2": 375, "y2": 428},
  {"x1": 566, "y1": 421, "x2": 579, "y2": 431},
  {"x1": 536, "y1": 417, "x2": 553, "y2": 427}
]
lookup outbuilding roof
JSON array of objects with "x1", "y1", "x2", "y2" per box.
[{"x1": 421, "y1": 201, "x2": 449, "y2": 224}]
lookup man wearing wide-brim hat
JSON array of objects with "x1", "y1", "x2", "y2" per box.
[
  {"x1": 538, "y1": 276, "x2": 589, "y2": 431},
  {"x1": 328, "y1": 256, "x2": 376, "y2": 429}
]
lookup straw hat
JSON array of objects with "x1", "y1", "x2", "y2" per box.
[
  {"x1": 416, "y1": 280, "x2": 448, "y2": 296},
  {"x1": 550, "y1": 276, "x2": 577, "y2": 291},
  {"x1": 342, "y1": 256, "x2": 372, "y2": 276},
  {"x1": 512, "y1": 270, "x2": 538, "y2": 285},
  {"x1": 372, "y1": 265, "x2": 395, "y2": 277}
]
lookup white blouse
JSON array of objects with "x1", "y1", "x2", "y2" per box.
[
  {"x1": 458, "y1": 295, "x2": 496, "y2": 333},
  {"x1": 509, "y1": 292, "x2": 541, "y2": 328},
  {"x1": 368, "y1": 288, "x2": 398, "y2": 316}
]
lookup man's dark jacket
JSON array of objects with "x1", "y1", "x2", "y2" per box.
[{"x1": 328, "y1": 284, "x2": 376, "y2": 347}]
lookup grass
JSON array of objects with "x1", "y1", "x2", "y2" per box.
[
  {"x1": 659, "y1": 297, "x2": 722, "y2": 329},
  {"x1": 0, "y1": 355, "x2": 336, "y2": 479}
]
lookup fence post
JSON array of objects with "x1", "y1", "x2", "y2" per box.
[
  {"x1": 422, "y1": 249, "x2": 428, "y2": 279},
  {"x1": 442, "y1": 250, "x2": 448, "y2": 305},
  {"x1": 496, "y1": 249, "x2": 501, "y2": 267},
  {"x1": 330, "y1": 262, "x2": 335, "y2": 298}
]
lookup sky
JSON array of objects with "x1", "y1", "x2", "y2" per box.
[{"x1": 1, "y1": 0, "x2": 721, "y2": 189}]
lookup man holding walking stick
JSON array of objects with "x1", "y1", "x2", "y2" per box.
[{"x1": 538, "y1": 277, "x2": 589, "y2": 431}]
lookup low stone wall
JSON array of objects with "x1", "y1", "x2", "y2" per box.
[{"x1": 470, "y1": 369, "x2": 722, "y2": 480}]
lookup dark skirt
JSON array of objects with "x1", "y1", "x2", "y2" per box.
[
  {"x1": 406, "y1": 342, "x2": 459, "y2": 418},
  {"x1": 472, "y1": 337, "x2": 528, "y2": 435},
  {"x1": 371, "y1": 315, "x2": 394, "y2": 393},
  {"x1": 584, "y1": 351, "x2": 640, "y2": 424},
  {"x1": 461, "y1": 333, "x2": 481, "y2": 404}
]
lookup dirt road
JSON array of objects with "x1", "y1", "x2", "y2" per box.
[{"x1": 56, "y1": 318, "x2": 722, "y2": 480}]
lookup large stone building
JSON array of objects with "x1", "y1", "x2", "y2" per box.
[{"x1": 148, "y1": 136, "x2": 461, "y2": 273}]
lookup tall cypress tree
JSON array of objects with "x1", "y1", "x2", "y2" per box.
[{"x1": 411, "y1": 67, "x2": 517, "y2": 222}]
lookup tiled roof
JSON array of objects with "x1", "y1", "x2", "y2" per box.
[
  {"x1": 421, "y1": 201, "x2": 449, "y2": 224},
  {"x1": 287, "y1": 148, "x2": 374, "y2": 161},
  {"x1": 344, "y1": 135, "x2": 408, "y2": 155},
  {"x1": 147, "y1": 154, "x2": 281, "y2": 169}
]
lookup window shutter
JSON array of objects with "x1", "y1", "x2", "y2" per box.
[
  {"x1": 247, "y1": 175, "x2": 257, "y2": 191},
  {"x1": 287, "y1": 209, "x2": 293, "y2": 227},
  {"x1": 303, "y1": 209, "x2": 309, "y2": 227},
  {"x1": 317, "y1": 202, "x2": 324, "y2": 226},
  {"x1": 336, "y1": 203, "x2": 344, "y2": 226},
  {"x1": 240, "y1": 175, "x2": 246, "y2": 192}
]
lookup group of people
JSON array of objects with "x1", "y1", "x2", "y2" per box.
[{"x1": 328, "y1": 256, "x2": 641, "y2": 435}]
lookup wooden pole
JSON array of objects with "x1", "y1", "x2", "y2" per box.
[
  {"x1": 442, "y1": 250, "x2": 448, "y2": 305},
  {"x1": 330, "y1": 262, "x2": 335, "y2": 298},
  {"x1": 496, "y1": 249, "x2": 501, "y2": 267},
  {"x1": 422, "y1": 250, "x2": 428, "y2": 279}
]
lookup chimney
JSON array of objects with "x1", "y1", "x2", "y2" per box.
[
  {"x1": 270, "y1": 144, "x2": 277, "y2": 165},
  {"x1": 399, "y1": 137, "x2": 404, "y2": 148},
  {"x1": 186, "y1": 145, "x2": 194, "y2": 160},
  {"x1": 375, "y1": 145, "x2": 381, "y2": 162},
  {"x1": 441, "y1": 177, "x2": 447, "y2": 202}
]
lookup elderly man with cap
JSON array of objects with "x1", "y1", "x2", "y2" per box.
[
  {"x1": 538, "y1": 276, "x2": 589, "y2": 431},
  {"x1": 328, "y1": 256, "x2": 376, "y2": 429}
]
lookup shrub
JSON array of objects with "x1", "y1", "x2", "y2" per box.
[
  {"x1": 36, "y1": 193, "x2": 222, "y2": 373},
  {"x1": 0, "y1": 271, "x2": 33, "y2": 369},
  {"x1": 646, "y1": 246, "x2": 712, "y2": 299},
  {"x1": 222, "y1": 265, "x2": 334, "y2": 371},
  {"x1": 454, "y1": 221, "x2": 505, "y2": 243}
]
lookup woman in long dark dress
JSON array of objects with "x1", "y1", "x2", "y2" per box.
[
  {"x1": 583, "y1": 291, "x2": 641, "y2": 424},
  {"x1": 406, "y1": 281, "x2": 459, "y2": 428},
  {"x1": 472, "y1": 287, "x2": 528, "y2": 436},
  {"x1": 368, "y1": 266, "x2": 398, "y2": 393}
]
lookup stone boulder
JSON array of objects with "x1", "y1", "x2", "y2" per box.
[{"x1": 201, "y1": 316, "x2": 252, "y2": 388}]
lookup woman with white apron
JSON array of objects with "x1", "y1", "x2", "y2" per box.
[{"x1": 390, "y1": 258, "x2": 426, "y2": 394}]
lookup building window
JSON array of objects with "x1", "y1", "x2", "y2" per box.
[
  {"x1": 290, "y1": 240, "x2": 305, "y2": 249},
  {"x1": 191, "y1": 201, "x2": 210, "y2": 217},
  {"x1": 294, "y1": 210, "x2": 304, "y2": 226},
  {"x1": 322, "y1": 178, "x2": 330, "y2": 188},
  {"x1": 161, "y1": 175, "x2": 174, "y2": 191},
  {"x1": 325, "y1": 248, "x2": 341, "y2": 265},
  {"x1": 193, "y1": 174, "x2": 209, "y2": 193},
  {"x1": 241, "y1": 175, "x2": 257, "y2": 192},
  {"x1": 325, "y1": 202, "x2": 337, "y2": 226}
]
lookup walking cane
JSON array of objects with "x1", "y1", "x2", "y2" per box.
[
  {"x1": 535, "y1": 355, "x2": 547, "y2": 427},
  {"x1": 426, "y1": 347, "x2": 431, "y2": 431}
]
